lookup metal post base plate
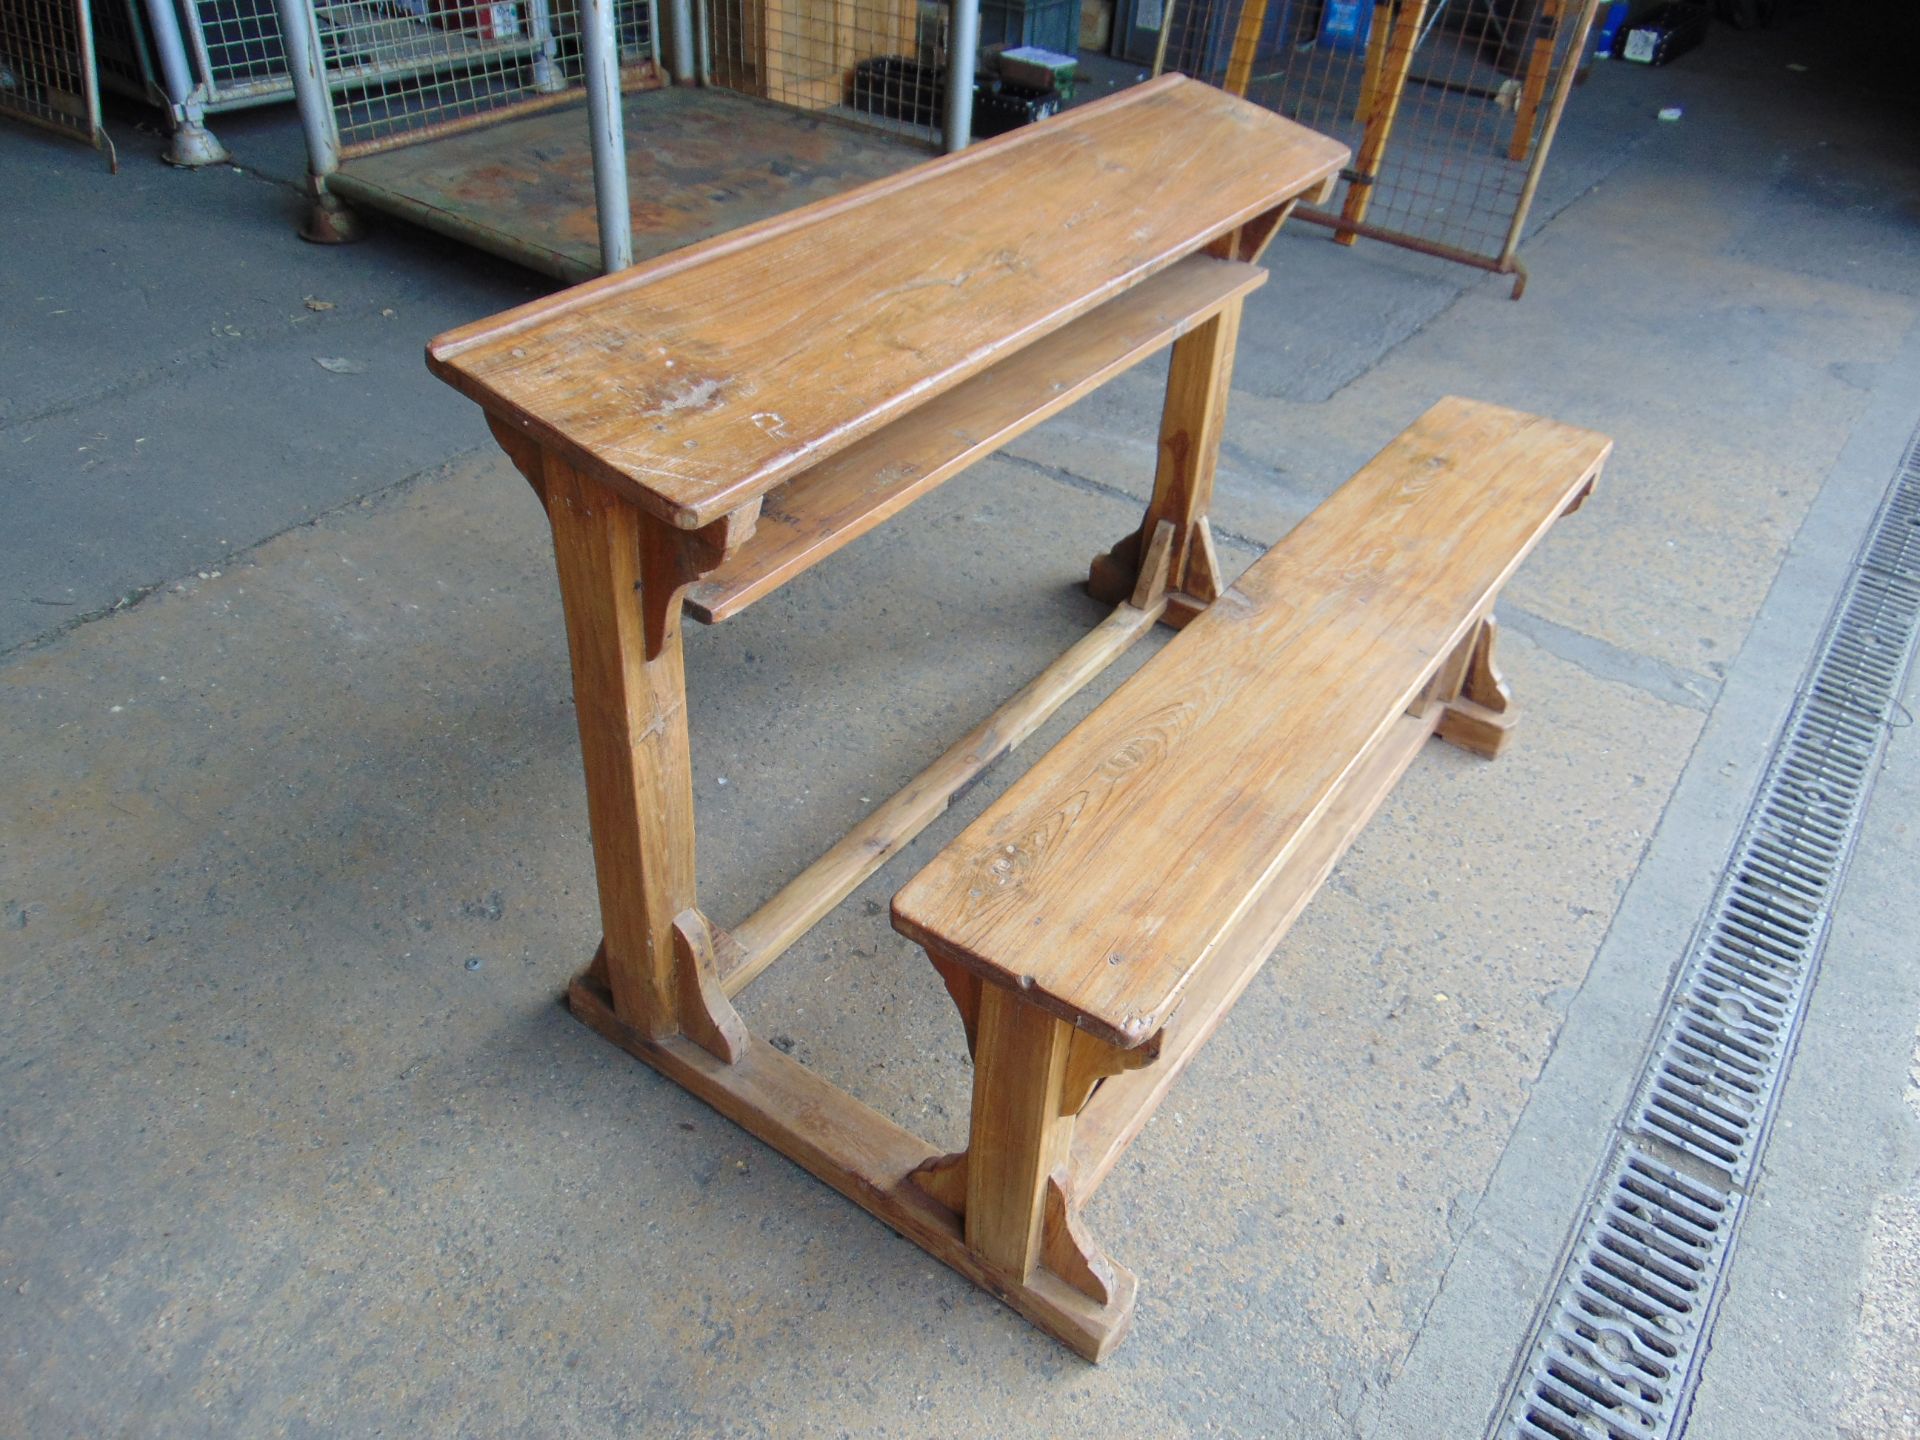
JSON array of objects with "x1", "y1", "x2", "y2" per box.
[
  {"x1": 301, "y1": 189, "x2": 367, "y2": 245},
  {"x1": 163, "y1": 120, "x2": 230, "y2": 168}
]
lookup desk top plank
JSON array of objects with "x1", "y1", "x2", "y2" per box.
[
  {"x1": 427, "y1": 77, "x2": 1347, "y2": 529},
  {"x1": 684, "y1": 254, "x2": 1266, "y2": 623},
  {"x1": 891, "y1": 398, "x2": 1611, "y2": 1048}
]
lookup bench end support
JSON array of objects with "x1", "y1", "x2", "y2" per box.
[{"x1": 1436, "y1": 616, "x2": 1517, "y2": 759}]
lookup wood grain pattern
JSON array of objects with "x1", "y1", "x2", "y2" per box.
[
  {"x1": 684, "y1": 256, "x2": 1265, "y2": 623},
  {"x1": 1136, "y1": 297, "x2": 1244, "y2": 602},
  {"x1": 1043, "y1": 1170, "x2": 1117, "y2": 1305},
  {"x1": 672, "y1": 909, "x2": 750, "y2": 1063},
  {"x1": 1085, "y1": 272, "x2": 1251, "y2": 613},
  {"x1": 427, "y1": 77, "x2": 1347, "y2": 531},
  {"x1": 1069, "y1": 708, "x2": 1438, "y2": 1195},
  {"x1": 892, "y1": 397, "x2": 1611, "y2": 1048},
  {"x1": 1436, "y1": 614, "x2": 1516, "y2": 758},
  {"x1": 541, "y1": 455, "x2": 702, "y2": 1034},
  {"x1": 965, "y1": 985, "x2": 1076, "y2": 1278}
]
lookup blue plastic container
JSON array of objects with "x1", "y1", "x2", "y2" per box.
[
  {"x1": 1318, "y1": 0, "x2": 1372, "y2": 51},
  {"x1": 1592, "y1": 0, "x2": 1633, "y2": 56}
]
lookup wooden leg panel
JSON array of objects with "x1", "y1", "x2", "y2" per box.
[
  {"x1": 1436, "y1": 615, "x2": 1516, "y2": 759},
  {"x1": 568, "y1": 970, "x2": 1136, "y2": 1360}
]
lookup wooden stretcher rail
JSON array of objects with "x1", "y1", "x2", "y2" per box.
[
  {"x1": 684, "y1": 256, "x2": 1266, "y2": 625},
  {"x1": 878, "y1": 401, "x2": 1608, "y2": 1359},
  {"x1": 720, "y1": 594, "x2": 1169, "y2": 995},
  {"x1": 892, "y1": 402, "x2": 1615, "y2": 1050}
]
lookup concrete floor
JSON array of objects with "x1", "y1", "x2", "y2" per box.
[{"x1": 4, "y1": 13, "x2": 1919, "y2": 1438}]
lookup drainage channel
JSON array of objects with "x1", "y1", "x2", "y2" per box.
[{"x1": 1491, "y1": 429, "x2": 1920, "y2": 1440}]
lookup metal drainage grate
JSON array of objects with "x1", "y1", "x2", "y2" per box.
[{"x1": 1496, "y1": 428, "x2": 1920, "y2": 1440}]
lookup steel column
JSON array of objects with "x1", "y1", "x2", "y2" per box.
[
  {"x1": 582, "y1": 0, "x2": 635, "y2": 271},
  {"x1": 943, "y1": 0, "x2": 978, "y2": 152},
  {"x1": 141, "y1": 0, "x2": 229, "y2": 165}
]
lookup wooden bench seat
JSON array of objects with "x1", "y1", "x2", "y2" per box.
[{"x1": 889, "y1": 396, "x2": 1611, "y2": 1356}]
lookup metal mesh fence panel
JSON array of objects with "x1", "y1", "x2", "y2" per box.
[
  {"x1": 91, "y1": 0, "x2": 289, "y2": 111},
  {"x1": 702, "y1": 0, "x2": 948, "y2": 146},
  {"x1": 1, "y1": 0, "x2": 104, "y2": 141},
  {"x1": 318, "y1": 0, "x2": 657, "y2": 154},
  {"x1": 92, "y1": 0, "x2": 652, "y2": 117},
  {"x1": 90, "y1": 0, "x2": 166, "y2": 103},
  {"x1": 190, "y1": 0, "x2": 296, "y2": 100},
  {"x1": 1157, "y1": 0, "x2": 1597, "y2": 276},
  {"x1": 613, "y1": 0, "x2": 653, "y2": 62}
]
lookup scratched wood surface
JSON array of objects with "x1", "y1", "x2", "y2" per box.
[
  {"x1": 427, "y1": 76, "x2": 1347, "y2": 530},
  {"x1": 891, "y1": 397, "x2": 1612, "y2": 1049}
]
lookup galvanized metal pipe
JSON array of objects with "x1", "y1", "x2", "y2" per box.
[
  {"x1": 274, "y1": 0, "x2": 340, "y2": 176},
  {"x1": 666, "y1": 0, "x2": 696, "y2": 81},
  {"x1": 140, "y1": 0, "x2": 198, "y2": 114},
  {"x1": 141, "y1": 0, "x2": 228, "y2": 165},
  {"x1": 177, "y1": 0, "x2": 223, "y2": 103},
  {"x1": 526, "y1": 0, "x2": 566, "y2": 92},
  {"x1": 582, "y1": 0, "x2": 635, "y2": 272},
  {"x1": 943, "y1": 0, "x2": 978, "y2": 153}
]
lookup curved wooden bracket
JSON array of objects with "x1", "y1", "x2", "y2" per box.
[
  {"x1": 907, "y1": 1019, "x2": 1160, "y2": 1234},
  {"x1": 1461, "y1": 615, "x2": 1513, "y2": 714},
  {"x1": 928, "y1": 952, "x2": 982, "y2": 1059},
  {"x1": 487, "y1": 412, "x2": 762, "y2": 664},
  {"x1": 673, "y1": 909, "x2": 750, "y2": 1064},
  {"x1": 1203, "y1": 199, "x2": 1300, "y2": 265},
  {"x1": 1063, "y1": 1026, "x2": 1163, "y2": 1115},
  {"x1": 1185, "y1": 519, "x2": 1224, "y2": 606},
  {"x1": 905, "y1": 1159, "x2": 1118, "y2": 1308},
  {"x1": 906, "y1": 1149, "x2": 968, "y2": 1213},
  {"x1": 1043, "y1": 1169, "x2": 1117, "y2": 1305},
  {"x1": 1086, "y1": 526, "x2": 1142, "y2": 606},
  {"x1": 1130, "y1": 519, "x2": 1177, "y2": 610},
  {"x1": 636, "y1": 504, "x2": 761, "y2": 662},
  {"x1": 486, "y1": 411, "x2": 551, "y2": 500}
]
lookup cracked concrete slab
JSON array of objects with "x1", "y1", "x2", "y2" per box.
[{"x1": 0, "y1": 120, "x2": 546, "y2": 655}]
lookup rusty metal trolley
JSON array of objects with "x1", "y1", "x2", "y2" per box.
[{"x1": 275, "y1": 0, "x2": 985, "y2": 279}]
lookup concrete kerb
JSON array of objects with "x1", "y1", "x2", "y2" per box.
[{"x1": 1359, "y1": 286, "x2": 1920, "y2": 1437}]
